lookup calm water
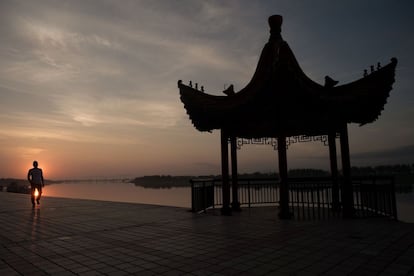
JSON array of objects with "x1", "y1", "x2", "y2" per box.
[
  {"x1": 44, "y1": 181, "x2": 191, "y2": 208},
  {"x1": 44, "y1": 180, "x2": 414, "y2": 223}
]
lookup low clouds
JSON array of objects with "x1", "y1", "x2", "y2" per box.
[{"x1": 352, "y1": 145, "x2": 414, "y2": 166}]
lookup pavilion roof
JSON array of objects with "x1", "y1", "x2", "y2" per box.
[{"x1": 178, "y1": 15, "x2": 397, "y2": 138}]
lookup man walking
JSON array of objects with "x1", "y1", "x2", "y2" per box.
[{"x1": 27, "y1": 160, "x2": 44, "y2": 207}]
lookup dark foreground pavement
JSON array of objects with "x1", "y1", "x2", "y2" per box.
[{"x1": 0, "y1": 192, "x2": 413, "y2": 275}]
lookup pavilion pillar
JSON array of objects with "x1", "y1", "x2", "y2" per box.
[
  {"x1": 328, "y1": 131, "x2": 340, "y2": 212},
  {"x1": 230, "y1": 136, "x2": 241, "y2": 211},
  {"x1": 339, "y1": 123, "x2": 354, "y2": 218},
  {"x1": 278, "y1": 136, "x2": 291, "y2": 219},
  {"x1": 220, "y1": 129, "x2": 232, "y2": 215}
]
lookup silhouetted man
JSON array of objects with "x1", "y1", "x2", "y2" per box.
[{"x1": 27, "y1": 160, "x2": 44, "y2": 207}]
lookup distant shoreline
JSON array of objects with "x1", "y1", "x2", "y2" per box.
[{"x1": 2, "y1": 164, "x2": 413, "y2": 190}]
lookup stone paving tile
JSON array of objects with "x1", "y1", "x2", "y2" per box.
[{"x1": 0, "y1": 192, "x2": 414, "y2": 275}]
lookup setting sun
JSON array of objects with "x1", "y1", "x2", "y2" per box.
[{"x1": 34, "y1": 189, "x2": 39, "y2": 198}]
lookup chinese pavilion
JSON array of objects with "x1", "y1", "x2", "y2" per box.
[{"x1": 178, "y1": 15, "x2": 397, "y2": 218}]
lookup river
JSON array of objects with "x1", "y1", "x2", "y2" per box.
[
  {"x1": 43, "y1": 180, "x2": 414, "y2": 223},
  {"x1": 44, "y1": 180, "x2": 191, "y2": 208}
]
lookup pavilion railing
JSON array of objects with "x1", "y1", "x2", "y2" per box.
[
  {"x1": 190, "y1": 176, "x2": 397, "y2": 220},
  {"x1": 288, "y1": 177, "x2": 339, "y2": 219},
  {"x1": 352, "y1": 175, "x2": 397, "y2": 219}
]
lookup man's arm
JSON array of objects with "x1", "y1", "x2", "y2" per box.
[
  {"x1": 41, "y1": 169, "x2": 44, "y2": 187},
  {"x1": 27, "y1": 169, "x2": 32, "y2": 184}
]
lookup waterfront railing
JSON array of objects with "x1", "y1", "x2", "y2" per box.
[{"x1": 190, "y1": 176, "x2": 397, "y2": 220}]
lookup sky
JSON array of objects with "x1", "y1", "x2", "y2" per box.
[{"x1": 1, "y1": 0, "x2": 413, "y2": 180}]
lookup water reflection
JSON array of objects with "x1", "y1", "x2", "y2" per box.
[
  {"x1": 395, "y1": 182, "x2": 413, "y2": 194},
  {"x1": 397, "y1": 193, "x2": 414, "y2": 223},
  {"x1": 30, "y1": 208, "x2": 41, "y2": 239},
  {"x1": 43, "y1": 181, "x2": 414, "y2": 222},
  {"x1": 44, "y1": 181, "x2": 191, "y2": 208}
]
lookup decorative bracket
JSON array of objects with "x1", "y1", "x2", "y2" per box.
[{"x1": 235, "y1": 135, "x2": 337, "y2": 150}]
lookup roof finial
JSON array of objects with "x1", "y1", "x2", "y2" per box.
[
  {"x1": 268, "y1": 15, "x2": 283, "y2": 36},
  {"x1": 268, "y1": 15, "x2": 283, "y2": 29}
]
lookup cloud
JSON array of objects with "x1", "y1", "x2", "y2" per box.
[
  {"x1": 0, "y1": 0, "x2": 413, "y2": 178},
  {"x1": 51, "y1": 92, "x2": 183, "y2": 128}
]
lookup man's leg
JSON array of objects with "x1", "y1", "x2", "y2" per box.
[
  {"x1": 31, "y1": 186, "x2": 36, "y2": 207},
  {"x1": 36, "y1": 185, "x2": 42, "y2": 204}
]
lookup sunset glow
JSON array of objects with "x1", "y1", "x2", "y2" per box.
[{"x1": 1, "y1": 1, "x2": 413, "y2": 180}]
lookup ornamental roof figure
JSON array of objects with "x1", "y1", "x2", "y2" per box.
[{"x1": 178, "y1": 15, "x2": 397, "y2": 138}]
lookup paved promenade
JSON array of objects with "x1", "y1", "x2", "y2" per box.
[{"x1": 0, "y1": 192, "x2": 413, "y2": 275}]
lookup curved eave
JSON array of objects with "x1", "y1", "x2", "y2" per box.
[
  {"x1": 178, "y1": 55, "x2": 397, "y2": 136},
  {"x1": 324, "y1": 58, "x2": 397, "y2": 125}
]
